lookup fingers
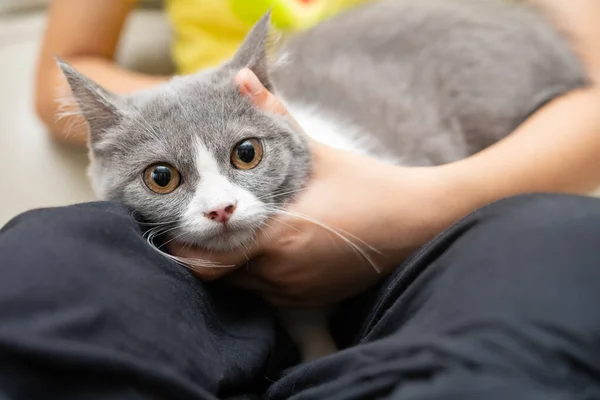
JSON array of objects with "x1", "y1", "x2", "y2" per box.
[
  {"x1": 225, "y1": 269, "x2": 269, "y2": 291},
  {"x1": 190, "y1": 265, "x2": 236, "y2": 281},
  {"x1": 234, "y1": 68, "x2": 289, "y2": 115},
  {"x1": 225, "y1": 266, "x2": 327, "y2": 308},
  {"x1": 234, "y1": 68, "x2": 323, "y2": 151},
  {"x1": 226, "y1": 272, "x2": 294, "y2": 307}
]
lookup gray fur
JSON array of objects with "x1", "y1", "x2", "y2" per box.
[
  {"x1": 58, "y1": 0, "x2": 586, "y2": 250},
  {"x1": 272, "y1": 0, "x2": 587, "y2": 165}
]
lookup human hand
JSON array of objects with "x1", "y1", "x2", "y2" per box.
[{"x1": 170, "y1": 69, "x2": 454, "y2": 307}]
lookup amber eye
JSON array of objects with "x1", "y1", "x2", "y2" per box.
[
  {"x1": 143, "y1": 164, "x2": 181, "y2": 194},
  {"x1": 231, "y1": 138, "x2": 263, "y2": 170}
]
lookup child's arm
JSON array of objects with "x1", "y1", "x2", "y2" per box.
[{"x1": 35, "y1": 0, "x2": 169, "y2": 146}]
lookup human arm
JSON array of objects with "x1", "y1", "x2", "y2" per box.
[
  {"x1": 35, "y1": 0, "x2": 169, "y2": 146},
  {"x1": 441, "y1": 0, "x2": 600, "y2": 217},
  {"x1": 172, "y1": 0, "x2": 600, "y2": 307}
]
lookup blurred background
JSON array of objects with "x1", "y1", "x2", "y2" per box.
[
  {"x1": 1, "y1": 0, "x2": 599, "y2": 227},
  {"x1": 0, "y1": 0, "x2": 171, "y2": 225}
]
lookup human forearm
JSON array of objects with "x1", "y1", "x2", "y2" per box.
[
  {"x1": 36, "y1": 56, "x2": 169, "y2": 146},
  {"x1": 34, "y1": 0, "x2": 171, "y2": 146},
  {"x1": 428, "y1": 0, "x2": 600, "y2": 224},
  {"x1": 438, "y1": 85, "x2": 600, "y2": 223}
]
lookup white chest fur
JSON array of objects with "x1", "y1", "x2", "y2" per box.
[
  {"x1": 285, "y1": 103, "x2": 367, "y2": 154},
  {"x1": 285, "y1": 102, "x2": 400, "y2": 164}
]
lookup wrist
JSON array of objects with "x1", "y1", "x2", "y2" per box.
[
  {"x1": 346, "y1": 156, "x2": 454, "y2": 262},
  {"x1": 390, "y1": 164, "x2": 467, "y2": 241},
  {"x1": 431, "y1": 159, "x2": 501, "y2": 226},
  {"x1": 384, "y1": 162, "x2": 489, "y2": 250},
  {"x1": 306, "y1": 144, "x2": 490, "y2": 272}
]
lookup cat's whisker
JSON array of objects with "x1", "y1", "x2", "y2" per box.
[
  {"x1": 239, "y1": 241, "x2": 251, "y2": 262},
  {"x1": 258, "y1": 220, "x2": 277, "y2": 243},
  {"x1": 175, "y1": 256, "x2": 237, "y2": 270},
  {"x1": 168, "y1": 254, "x2": 236, "y2": 271},
  {"x1": 269, "y1": 206, "x2": 382, "y2": 255},
  {"x1": 258, "y1": 187, "x2": 308, "y2": 201},
  {"x1": 145, "y1": 234, "x2": 237, "y2": 271},
  {"x1": 143, "y1": 222, "x2": 248, "y2": 271},
  {"x1": 141, "y1": 227, "x2": 178, "y2": 242},
  {"x1": 246, "y1": 228, "x2": 261, "y2": 250},
  {"x1": 136, "y1": 219, "x2": 182, "y2": 227},
  {"x1": 269, "y1": 216, "x2": 302, "y2": 233},
  {"x1": 143, "y1": 225, "x2": 182, "y2": 244},
  {"x1": 264, "y1": 206, "x2": 383, "y2": 273},
  {"x1": 158, "y1": 230, "x2": 192, "y2": 249},
  {"x1": 142, "y1": 226, "x2": 166, "y2": 240}
]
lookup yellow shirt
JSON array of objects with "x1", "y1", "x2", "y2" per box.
[{"x1": 163, "y1": 0, "x2": 376, "y2": 75}]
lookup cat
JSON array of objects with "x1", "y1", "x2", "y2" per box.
[{"x1": 57, "y1": 0, "x2": 587, "y2": 362}]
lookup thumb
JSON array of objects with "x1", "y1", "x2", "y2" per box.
[
  {"x1": 234, "y1": 68, "x2": 316, "y2": 144},
  {"x1": 234, "y1": 68, "x2": 289, "y2": 116}
]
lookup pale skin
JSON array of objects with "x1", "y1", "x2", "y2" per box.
[{"x1": 36, "y1": 0, "x2": 600, "y2": 307}]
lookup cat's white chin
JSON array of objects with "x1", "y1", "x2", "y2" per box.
[
  {"x1": 197, "y1": 228, "x2": 257, "y2": 252},
  {"x1": 178, "y1": 222, "x2": 261, "y2": 252}
]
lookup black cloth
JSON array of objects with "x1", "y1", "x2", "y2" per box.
[{"x1": 0, "y1": 194, "x2": 599, "y2": 399}]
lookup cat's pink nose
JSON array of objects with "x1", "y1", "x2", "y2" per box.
[{"x1": 204, "y1": 204, "x2": 236, "y2": 223}]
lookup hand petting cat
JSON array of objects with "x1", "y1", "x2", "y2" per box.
[{"x1": 169, "y1": 68, "x2": 456, "y2": 307}]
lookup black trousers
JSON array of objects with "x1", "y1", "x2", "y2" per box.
[{"x1": 0, "y1": 194, "x2": 599, "y2": 399}]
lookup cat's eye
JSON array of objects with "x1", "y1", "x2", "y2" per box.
[
  {"x1": 143, "y1": 163, "x2": 181, "y2": 194},
  {"x1": 231, "y1": 138, "x2": 263, "y2": 170}
]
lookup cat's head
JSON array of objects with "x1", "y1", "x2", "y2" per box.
[{"x1": 58, "y1": 13, "x2": 311, "y2": 251}]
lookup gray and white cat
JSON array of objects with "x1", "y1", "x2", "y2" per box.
[{"x1": 58, "y1": 0, "x2": 586, "y2": 362}]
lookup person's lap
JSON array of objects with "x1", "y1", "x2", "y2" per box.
[
  {"x1": 0, "y1": 202, "x2": 289, "y2": 399},
  {"x1": 0, "y1": 194, "x2": 599, "y2": 399},
  {"x1": 271, "y1": 194, "x2": 600, "y2": 399}
]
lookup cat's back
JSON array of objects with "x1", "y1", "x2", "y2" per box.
[{"x1": 272, "y1": 0, "x2": 586, "y2": 165}]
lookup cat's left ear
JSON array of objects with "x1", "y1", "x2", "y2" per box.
[
  {"x1": 56, "y1": 57, "x2": 124, "y2": 144},
  {"x1": 229, "y1": 11, "x2": 273, "y2": 91}
]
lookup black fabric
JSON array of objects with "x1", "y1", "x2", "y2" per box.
[{"x1": 1, "y1": 194, "x2": 599, "y2": 399}]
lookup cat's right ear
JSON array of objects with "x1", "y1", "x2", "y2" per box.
[
  {"x1": 229, "y1": 12, "x2": 273, "y2": 91},
  {"x1": 56, "y1": 58, "x2": 123, "y2": 143}
]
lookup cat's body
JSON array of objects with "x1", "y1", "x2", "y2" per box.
[
  {"x1": 274, "y1": 0, "x2": 585, "y2": 165},
  {"x1": 59, "y1": 0, "x2": 586, "y2": 363}
]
